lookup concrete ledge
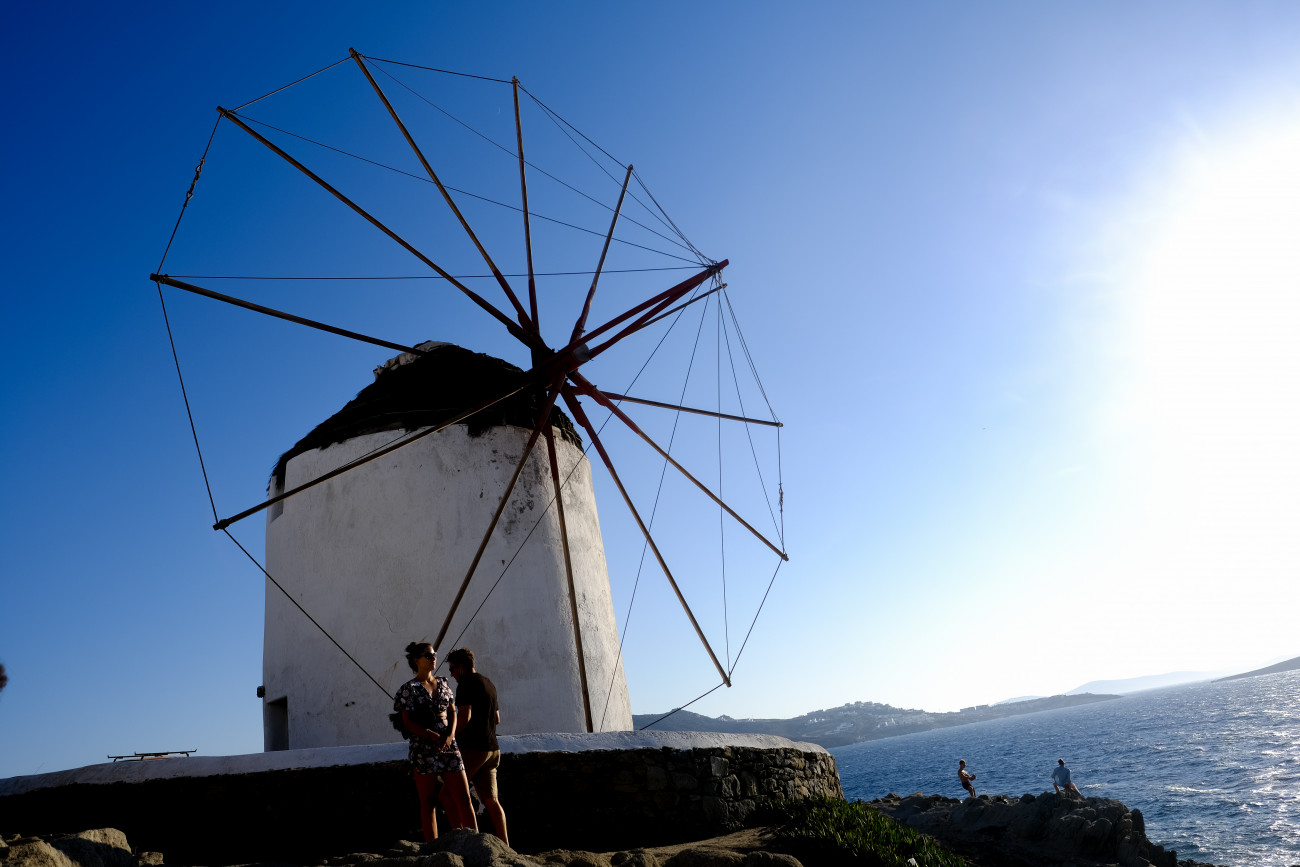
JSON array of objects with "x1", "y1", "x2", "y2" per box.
[{"x1": 0, "y1": 732, "x2": 829, "y2": 795}]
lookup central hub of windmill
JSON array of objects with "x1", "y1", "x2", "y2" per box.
[{"x1": 261, "y1": 342, "x2": 631, "y2": 751}]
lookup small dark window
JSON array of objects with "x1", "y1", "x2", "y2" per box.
[{"x1": 265, "y1": 696, "x2": 289, "y2": 751}]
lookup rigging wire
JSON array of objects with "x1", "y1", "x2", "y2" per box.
[
  {"x1": 717, "y1": 291, "x2": 730, "y2": 670},
  {"x1": 372, "y1": 62, "x2": 519, "y2": 155},
  {"x1": 520, "y1": 89, "x2": 707, "y2": 264},
  {"x1": 362, "y1": 55, "x2": 513, "y2": 84},
  {"x1": 154, "y1": 286, "x2": 219, "y2": 525},
  {"x1": 519, "y1": 86, "x2": 627, "y2": 174},
  {"x1": 167, "y1": 265, "x2": 700, "y2": 281},
  {"x1": 637, "y1": 681, "x2": 727, "y2": 731},
  {"x1": 372, "y1": 62, "x2": 705, "y2": 262},
  {"x1": 778, "y1": 426, "x2": 784, "y2": 543},
  {"x1": 631, "y1": 169, "x2": 709, "y2": 263},
  {"x1": 722, "y1": 290, "x2": 780, "y2": 422},
  {"x1": 720, "y1": 300, "x2": 783, "y2": 540},
  {"x1": 598, "y1": 287, "x2": 714, "y2": 730},
  {"x1": 223, "y1": 527, "x2": 393, "y2": 699},
  {"x1": 230, "y1": 56, "x2": 353, "y2": 112},
  {"x1": 233, "y1": 113, "x2": 702, "y2": 265},
  {"x1": 446, "y1": 289, "x2": 705, "y2": 728},
  {"x1": 727, "y1": 558, "x2": 785, "y2": 676},
  {"x1": 151, "y1": 115, "x2": 397, "y2": 700},
  {"x1": 722, "y1": 288, "x2": 784, "y2": 545},
  {"x1": 153, "y1": 116, "x2": 224, "y2": 524}
]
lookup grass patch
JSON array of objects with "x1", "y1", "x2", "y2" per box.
[{"x1": 763, "y1": 798, "x2": 969, "y2": 867}]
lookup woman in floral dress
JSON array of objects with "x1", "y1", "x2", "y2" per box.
[{"x1": 394, "y1": 642, "x2": 476, "y2": 841}]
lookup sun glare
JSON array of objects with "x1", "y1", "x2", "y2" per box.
[{"x1": 1121, "y1": 122, "x2": 1300, "y2": 631}]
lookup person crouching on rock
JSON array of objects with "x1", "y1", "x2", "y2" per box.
[
  {"x1": 1051, "y1": 758, "x2": 1083, "y2": 798},
  {"x1": 394, "y1": 642, "x2": 477, "y2": 841},
  {"x1": 958, "y1": 759, "x2": 976, "y2": 799}
]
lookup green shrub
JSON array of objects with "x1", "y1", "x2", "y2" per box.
[{"x1": 764, "y1": 798, "x2": 969, "y2": 867}]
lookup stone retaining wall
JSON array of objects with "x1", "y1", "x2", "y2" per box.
[
  {"x1": 507, "y1": 743, "x2": 841, "y2": 851},
  {"x1": 0, "y1": 734, "x2": 841, "y2": 865}
]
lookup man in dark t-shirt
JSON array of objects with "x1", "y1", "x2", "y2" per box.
[{"x1": 447, "y1": 648, "x2": 507, "y2": 846}]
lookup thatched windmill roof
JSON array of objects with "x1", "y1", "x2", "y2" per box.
[{"x1": 271, "y1": 342, "x2": 581, "y2": 487}]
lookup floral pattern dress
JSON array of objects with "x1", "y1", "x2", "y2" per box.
[{"x1": 393, "y1": 676, "x2": 465, "y2": 774}]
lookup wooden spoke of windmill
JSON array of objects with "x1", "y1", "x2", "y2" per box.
[{"x1": 151, "y1": 51, "x2": 787, "y2": 729}]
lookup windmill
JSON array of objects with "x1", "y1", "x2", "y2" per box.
[{"x1": 150, "y1": 50, "x2": 787, "y2": 748}]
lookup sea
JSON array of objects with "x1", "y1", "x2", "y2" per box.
[{"x1": 830, "y1": 670, "x2": 1300, "y2": 866}]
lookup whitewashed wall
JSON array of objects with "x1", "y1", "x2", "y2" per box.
[{"x1": 262, "y1": 424, "x2": 632, "y2": 750}]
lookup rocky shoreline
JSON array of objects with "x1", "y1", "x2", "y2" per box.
[
  {"x1": 3, "y1": 792, "x2": 1234, "y2": 867},
  {"x1": 869, "y1": 791, "x2": 1227, "y2": 867},
  {"x1": 2, "y1": 827, "x2": 795, "y2": 867}
]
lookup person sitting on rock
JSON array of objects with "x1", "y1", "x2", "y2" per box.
[
  {"x1": 958, "y1": 759, "x2": 977, "y2": 799},
  {"x1": 1051, "y1": 758, "x2": 1082, "y2": 798}
]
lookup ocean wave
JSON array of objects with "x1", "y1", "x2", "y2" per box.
[
  {"x1": 1165, "y1": 784, "x2": 1221, "y2": 795},
  {"x1": 832, "y1": 676, "x2": 1300, "y2": 865}
]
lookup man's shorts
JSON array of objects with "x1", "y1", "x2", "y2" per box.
[{"x1": 461, "y1": 748, "x2": 500, "y2": 800}]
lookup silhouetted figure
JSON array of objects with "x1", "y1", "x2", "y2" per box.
[{"x1": 448, "y1": 647, "x2": 508, "y2": 847}]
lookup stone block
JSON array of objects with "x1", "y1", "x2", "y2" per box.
[
  {"x1": 419, "y1": 854, "x2": 465, "y2": 867},
  {"x1": 609, "y1": 850, "x2": 660, "y2": 867},
  {"x1": 673, "y1": 773, "x2": 699, "y2": 791},
  {"x1": 741, "y1": 854, "x2": 802, "y2": 867},
  {"x1": 663, "y1": 848, "x2": 744, "y2": 867},
  {"x1": 389, "y1": 842, "x2": 423, "y2": 856},
  {"x1": 372, "y1": 857, "x2": 421, "y2": 867},
  {"x1": 645, "y1": 766, "x2": 669, "y2": 791},
  {"x1": 700, "y1": 797, "x2": 730, "y2": 824}
]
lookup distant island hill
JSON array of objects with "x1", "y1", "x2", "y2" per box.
[
  {"x1": 636, "y1": 654, "x2": 1300, "y2": 749},
  {"x1": 1214, "y1": 653, "x2": 1300, "y2": 682},
  {"x1": 634, "y1": 693, "x2": 1118, "y2": 749}
]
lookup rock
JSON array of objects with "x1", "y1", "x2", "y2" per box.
[
  {"x1": 609, "y1": 851, "x2": 659, "y2": 867},
  {"x1": 325, "y1": 854, "x2": 381, "y2": 866},
  {"x1": 536, "y1": 853, "x2": 608, "y2": 867},
  {"x1": 420, "y1": 854, "x2": 466, "y2": 867},
  {"x1": 387, "y1": 843, "x2": 423, "y2": 857},
  {"x1": 137, "y1": 855, "x2": 165, "y2": 866},
  {"x1": 869, "y1": 792, "x2": 1223, "y2": 867},
  {"x1": 739, "y1": 854, "x2": 800, "y2": 867},
  {"x1": 6, "y1": 830, "x2": 135, "y2": 867},
  {"x1": 6, "y1": 839, "x2": 76, "y2": 867},
  {"x1": 662, "y1": 849, "x2": 745, "y2": 867},
  {"x1": 419, "y1": 830, "x2": 522, "y2": 867}
]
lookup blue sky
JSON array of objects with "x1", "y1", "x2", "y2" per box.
[{"x1": 3, "y1": 2, "x2": 1299, "y2": 778}]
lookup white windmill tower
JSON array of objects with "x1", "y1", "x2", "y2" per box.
[{"x1": 260, "y1": 341, "x2": 631, "y2": 749}]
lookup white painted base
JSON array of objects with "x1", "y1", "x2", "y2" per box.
[{"x1": 262, "y1": 424, "x2": 632, "y2": 750}]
